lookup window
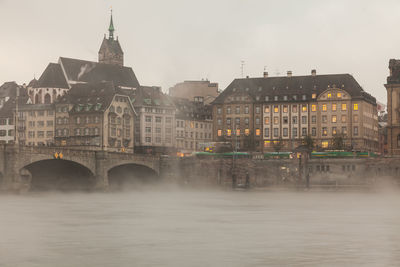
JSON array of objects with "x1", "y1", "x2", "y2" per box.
[
  {"x1": 273, "y1": 128, "x2": 278, "y2": 137},
  {"x1": 342, "y1": 127, "x2": 347, "y2": 135},
  {"x1": 156, "y1": 137, "x2": 161, "y2": 143},
  {"x1": 311, "y1": 115, "x2": 316, "y2": 124},
  {"x1": 332, "y1": 127, "x2": 337, "y2": 135},
  {"x1": 283, "y1": 128, "x2": 288, "y2": 137},
  {"x1": 156, "y1": 117, "x2": 162, "y2": 123},
  {"x1": 245, "y1": 129, "x2": 250, "y2": 136},
  {"x1": 332, "y1": 104, "x2": 337, "y2": 111},
  {"x1": 226, "y1": 118, "x2": 231, "y2": 125},
  {"x1": 312, "y1": 93, "x2": 317, "y2": 99},
  {"x1": 227, "y1": 129, "x2": 232, "y2": 136},
  {"x1": 292, "y1": 128, "x2": 298, "y2": 137},
  {"x1": 292, "y1": 116, "x2": 297, "y2": 124},
  {"x1": 354, "y1": 126, "x2": 358, "y2": 136},
  {"x1": 227, "y1": 107, "x2": 231, "y2": 114},
  {"x1": 292, "y1": 105, "x2": 297, "y2": 113},
  {"x1": 236, "y1": 129, "x2": 240, "y2": 136},
  {"x1": 301, "y1": 116, "x2": 307, "y2": 124},
  {"x1": 311, "y1": 105, "x2": 316, "y2": 112},
  {"x1": 264, "y1": 106, "x2": 270, "y2": 113},
  {"x1": 342, "y1": 103, "x2": 347, "y2": 111},
  {"x1": 47, "y1": 120, "x2": 53, "y2": 127},
  {"x1": 332, "y1": 115, "x2": 337, "y2": 123},
  {"x1": 255, "y1": 106, "x2": 260, "y2": 114},
  {"x1": 166, "y1": 128, "x2": 172, "y2": 134},
  {"x1": 293, "y1": 95, "x2": 297, "y2": 100},
  {"x1": 217, "y1": 118, "x2": 222, "y2": 125},
  {"x1": 265, "y1": 96, "x2": 269, "y2": 101},
  {"x1": 274, "y1": 96, "x2": 278, "y2": 101},
  {"x1": 322, "y1": 104, "x2": 327, "y2": 111},
  {"x1": 353, "y1": 115, "x2": 359, "y2": 123},
  {"x1": 38, "y1": 111, "x2": 44, "y2": 116},
  {"x1": 264, "y1": 128, "x2": 269, "y2": 137},
  {"x1": 274, "y1": 117, "x2": 279, "y2": 124},
  {"x1": 255, "y1": 129, "x2": 261, "y2": 136},
  {"x1": 217, "y1": 130, "x2": 222, "y2": 136},
  {"x1": 217, "y1": 108, "x2": 222, "y2": 114},
  {"x1": 236, "y1": 118, "x2": 240, "y2": 125},
  {"x1": 145, "y1": 116, "x2": 152, "y2": 122},
  {"x1": 302, "y1": 105, "x2": 307, "y2": 112},
  {"x1": 166, "y1": 117, "x2": 172, "y2": 124},
  {"x1": 322, "y1": 115, "x2": 327, "y2": 123},
  {"x1": 283, "y1": 95, "x2": 288, "y2": 101},
  {"x1": 322, "y1": 127, "x2": 327, "y2": 136},
  {"x1": 156, "y1": 127, "x2": 161, "y2": 133},
  {"x1": 327, "y1": 93, "x2": 332, "y2": 99},
  {"x1": 245, "y1": 106, "x2": 249, "y2": 114},
  {"x1": 337, "y1": 92, "x2": 342, "y2": 98},
  {"x1": 245, "y1": 118, "x2": 249, "y2": 125},
  {"x1": 145, "y1": 137, "x2": 151, "y2": 143},
  {"x1": 283, "y1": 116, "x2": 288, "y2": 124},
  {"x1": 274, "y1": 106, "x2": 279, "y2": 113},
  {"x1": 255, "y1": 117, "x2": 260, "y2": 124},
  {"x1": 37, "y1": 121, "x2": 44, "y2": 127},
  {"x1": 37, "y1": 131, "x2": 44, "y2": 138},
  {"x1": 302, "y1": 128, "x2": 307, "y2": 136},
  {"x1": 0, "y1": 130, "x2": 6, "y2": 136},
  {"x1": 302, "y1": 95, "x2": 307, "y2": 100},
  {"x1": 353, "y1": 103, "x2": 358, "y2": 111},
  {"x1": 312, "y1": 127, "x2": 316, "y2": 136},
  {"x1": 322, "y1": 141, "x2": 329, "y2": 148},
  {"x1": 235, "y1": 106, "x2": 240, "y2": 114},
  {"x1": 265, "y1": 117, "x2": 270, "y2": 124},
  {"x1": 145, "y1": 127, "x2": 151, "y2": 133},
  {"x1": 283, "y1": 105, "x2": 288, "y2": 113}
]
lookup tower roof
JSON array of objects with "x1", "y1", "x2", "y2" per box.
[{"x1": 108, "y1": 10, "x2": 115, "y2": 40}]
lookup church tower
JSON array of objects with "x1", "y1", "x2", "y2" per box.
[
  {"x1": 98, "y1": 10, "x2": 124, "y2": 66},
  {"x1": 385, "y1": 59, "x2": 400, "y2": 155}
]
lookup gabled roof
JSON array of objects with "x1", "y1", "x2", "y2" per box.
[
  {"x1": 121, "y1": 86, "x2": 175, "y2": 108},
  {"x1": 58, "y1": 57, "x2": 139, "y2": 88},
  {"x1": 99, "y1": 38, "x2": 123, "y2": 56},
  {"x1": 35, "y1": 63, "x2": 69, "y2": 89},
  {"x1": 0, "y1": 94, "x2": 29, "y2": 118},
  {"x1": 212, "y1": 74, "x2": 376, "y2": 105}
]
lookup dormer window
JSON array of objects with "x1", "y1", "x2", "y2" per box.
[
  {"x1": 283, "y1": 95, "x2": 288, "y2": 101},
  {"x1": 274, "y1": 96, "x2": 278, "y2": 101},
  {"x1": 265, "y1": 96, "x2": 269, "y2": 101},
  {"x1": 302, "y1": 95, "x2": 307, "y2": 100},
  {"x1": 293, "y1": 95, "x2": 297, "y2": 100}
]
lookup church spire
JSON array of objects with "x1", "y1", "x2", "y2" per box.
[{"x1": 108, "y1": 9, "x2": 115, "y2": 40}]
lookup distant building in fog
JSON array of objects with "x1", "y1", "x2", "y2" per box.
[{"x1": 169, "y1": 80, "x2": 219, "y2": 105}]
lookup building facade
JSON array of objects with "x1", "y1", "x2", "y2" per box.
[
  {"x1": 385, "y1": 59, "x2": 400, "y2": 155},
  {"x1": 173, "y1": 97, "x2": 213, "y2": 154},
  {"x1": 169, "y1": 80, "x2": 219, "y2": 105},
  {"x1": 212, "y1": 71, "x2": 379, "y2": 152}
]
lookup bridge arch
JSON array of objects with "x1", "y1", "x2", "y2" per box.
[
  {"x1": 22, "y1": 159, "x2": 95, "y2": 191},
  {"x1": 107, "y1": 163, "x2": 159, "y2": 190}
]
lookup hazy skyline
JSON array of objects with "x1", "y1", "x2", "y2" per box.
[{"x1": 1, "y1": 0, "x2": 399, "y2": 103}]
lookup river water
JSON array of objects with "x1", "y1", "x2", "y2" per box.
[{"x1": 1, "y1": 189, "x2": 400, "y2": 266}]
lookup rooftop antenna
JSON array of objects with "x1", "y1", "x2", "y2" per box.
[{"x1": 241, "y1": 60, "x2": 245, "y2": 78}]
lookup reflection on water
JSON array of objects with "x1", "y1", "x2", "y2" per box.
[{"x1": 1, "y1": 189, "x2": 400, "y2": 267}]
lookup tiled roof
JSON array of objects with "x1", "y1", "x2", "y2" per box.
[
  {"x1": 59, "y1": 57, "x2": 139, "y2": 88},
  {"x1": 56, "y1": 81, "x2": 116, "y2": 113},
  {"x1": 212, "y1": 74, "x2": 376, "y2": 105},
  {"x1": 120, "y1": 86, "x2": 175, "y2": 108},
  {"x1": 99, "y1": 38, "x2": 123, "y2": 56},
  {"x1": 0, "y1": 95, "x2": 29, "y2": 118},
  {"x1": 0, "y1": 81, "x2": 20, "y2": 98},
  {"x1": 35, "y1": 63, "x2": 69, "y2": 89}
]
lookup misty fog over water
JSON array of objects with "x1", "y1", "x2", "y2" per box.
[{"x1": 1, "y1": 190, "x2": 400, "y2": 267}]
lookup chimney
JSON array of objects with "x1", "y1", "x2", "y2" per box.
[
  {"x1": 263, "y1": 71, "x2": 268, "y2": 78},
  {"x1": 311, "y1": 69, "x2": 316, "y2": 76},
  {"x1": 287, "y1": 71, "x2": 292, "y2": 77}
]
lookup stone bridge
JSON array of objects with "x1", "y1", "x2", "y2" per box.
[{"x1": 0, "y1": 144, "x2": 161, "y2": 191}]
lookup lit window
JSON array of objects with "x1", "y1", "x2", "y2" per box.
[
  {"x1": 302, "y1": 105, "x2": 307, "y2": 112},
  {"x1": 283, "y1": 105, "x2": 288, "y2": 113},
  {"x1": 332, "y1": 104, "x2": 337, "y2": 111},
  {"x1": 236, "y1": 129, "x2": 240, "y2": 136},
  {"x1": 245, "y1": 129, "x2": 250, "y2": 136},
  {"x1": 332, "y1": 115, "x2": 337, "y2": 123},
  {"x1": 322, "y1": 127, "x2": 327, "y2": 136},
  {"x1": 274, "y1": 106, "x2": 279, "y2": 113},
  {"x1": 353, "y1": 103, "x2": 358, "y2": 111},
  {"x1": 342, "y1": 104, "x2": 347, "y2": 111},
  {"x1": 255, "y1": 129, "x2": 261, "y2": 136},
  {"x1": 341, "y1": 115, "x2": 346, "y2": 123},
  {"x1": 332, "y1": 127, "x2": 337, "y2": 135},
  {"x1": 264, "y1": 141, "x2": 270, "y2": 147},
  {"x1": 312, "y1": 93, "x2": 317, "y2": 99},
  {"x1": 227, "y1": 129, "x2": 231, "y2": 136},
  {"x1": 265, "y1": 106, "x2": 270, "y2": 113},
  {"x1": 274, "y1": 117, "x2": 279, "y2": 124},
  {"x1": 311, "y1": 105, "x2": 316, "y2": 112},
  {"x1": 327, "y1": 93, "x2": 332, "y2": 99},
  {"x1": 337, "y1": 92, "x2": 342, "y2": 98},
  {"x1": 322, "y1": 104, "x2": 327, "y2": 111},
  {"x1": 265, "y1": 117, "x2": 270, "y2": 124},
  {"x1": 322, "y1": 141, "x2": 329, "y2": 148}
]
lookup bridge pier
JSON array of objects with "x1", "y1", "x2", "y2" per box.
[{"x1": 94, "y1": 151, "x2": 109, "y2": 191}]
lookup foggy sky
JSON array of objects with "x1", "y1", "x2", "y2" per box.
[{"x1": 1, "y1": 0, "x2": 399, "y2": 103}]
